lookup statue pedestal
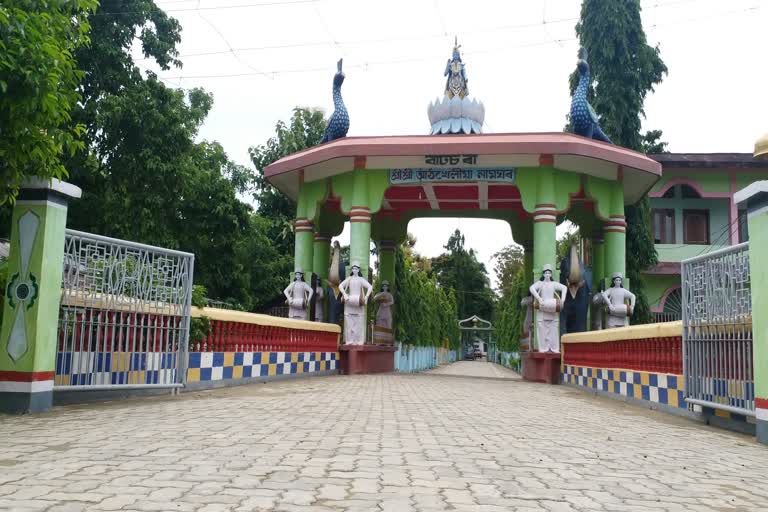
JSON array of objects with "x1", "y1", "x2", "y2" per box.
[
  {"x1": 521, "y1": 352, "x2": 561, "y2": 385},
  {"x1": 339, "y1": 345, "x2": 396, "y2": 375}
]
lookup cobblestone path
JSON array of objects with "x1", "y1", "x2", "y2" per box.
[
  {"x1": 1, "y1": 366, "x2": 767, "y2": 511},
  {"x1": 425, "y1": 360, "x2": 520, "y2": 379}
]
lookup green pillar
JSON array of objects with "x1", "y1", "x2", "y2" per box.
[
  {"x1": 532, "y1": 169, "x2": 557, "y2": 279},
  {"x1": 378, "y1": 240, "x2": 396, "y2": 291},
  {"x1": 294, "y1": 217, "x2": 314, "y2": 275},
  {"x1": 592, "y1": 230, "x2": 605, "y2": 292},
  {"x1": 0, "y1": 179, "x2": 81, "y2": 414},
  {"x1": 312, "y1": 234, "x2": 331, "y2": 279},
  {"x1": 349, "y1": 172, "x2": 372, "y2": 276},
  {"x1": 734, "y1": 182, "x2": 768, "y2": 444},
  {"x1": 603, "y1": 182, "x2": 626, "y2": 286}
]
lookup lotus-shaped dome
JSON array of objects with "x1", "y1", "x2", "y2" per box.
[{"x1": 427, "y1": 95, "x2": 485, "y2": 135}]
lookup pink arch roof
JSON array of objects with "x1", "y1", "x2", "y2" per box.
[{"x1": 264, "y1": 132, "x2": 662, "y2": 203}]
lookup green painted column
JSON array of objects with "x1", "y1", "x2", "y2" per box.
[
  {"x1": 734, "y1": 182, "x2": 768, "y2": 444},
  {"x1": 592, "y1": 230, "x2": 605, "y2": 292},
  {"x1": 312, "y1": 234, "x2": 331, "y2": 279},
  {"x1": 294, "y1": 218, "x2": 314, "y2": 276},
  {"x1": 532, "y1": 168, "x2": 557, "y2": 279},
  {"x1": 0, "y1": 179, "x2": 81, "y2": 414},
  {"x1": 603, "y1": 182, "x2": 626, "y2": 285},
  {"x1": 378, "y1": 240, "x2": 396, "y2": 291},
  {"x1": 349, "y1": 171, "x2": 372, "y2": 276}
]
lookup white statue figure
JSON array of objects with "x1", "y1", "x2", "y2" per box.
[
  {"x1": 520, "y1": 295, "x2": 534, "y2": 350},
  {"x1": 314, "y1": 282, "x2": 325, "y2": 322},
  {"x1": 601, "y1": 272, "x2": 636, "y2": 328},
  {"x1": 373, "y1": 280, "x2": 395, "y2": 330},
  {"x1": 339, "y1": 261, "x2": 373, "y2": 344},
  {"x1": 284, "y1": 269, "x2": 313, "y2": 320},
  {"x1": 529, "y1": 264, "x2": 568, "y2": 353}
]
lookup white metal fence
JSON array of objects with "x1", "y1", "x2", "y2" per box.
[
  {"x1": 55, "y1": 230, "x2": 194, "y2": 390},
  {"x1": 681, "y1": 242, "x2": 754, "y2": 416}
]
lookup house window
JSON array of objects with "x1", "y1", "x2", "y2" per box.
[
  {"x1": 680, "y1": 184, "x2": 701, "y2": 199},
  {"x1": 652, "y1": 209, "x2": 675, "y2": 244},
  {"x1": 683, "y1": 209, "x2": 710, "y2": 245},
  {"x1": 738, "y1": 209, "x2": 749, "y2": 243}
]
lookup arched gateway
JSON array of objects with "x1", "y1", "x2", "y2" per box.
[
  {"x1": 264, "y1": 134, "x2": 660, "y2": 328},
  {"x1": 263, "y1": 44, "x2": 662, "y2": 372}
]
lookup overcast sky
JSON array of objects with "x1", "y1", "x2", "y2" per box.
[{"x1": 142, "y1": 0, "x2": 767, "y2": 288}]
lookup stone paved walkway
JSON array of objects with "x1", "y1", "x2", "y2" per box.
[
  {"x1": 1, "y1": 366, "x2": 768, "y2": 511},
  {"x1": 425, "y1": 360, "x2": 520, "y2": 379}
]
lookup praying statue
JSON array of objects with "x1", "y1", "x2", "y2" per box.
[
  {"x1": 284, "y1": 269, "x2": 313, "y2": 320},
  {"x1": 601, "y1": 272, "x2": 636, "y2": 328},
  {"x1": 339, "y1": 262, "x2": 372, "y2": 344},
  {"x1": 529, "y1": 264, "x2": 568, "y2": 353},
  {"x1": 373, "y1": 280, "x2": 395, "y2": 331},
  {"x1": 314, "y1": 281, "x2": 325, "y2": 322}
]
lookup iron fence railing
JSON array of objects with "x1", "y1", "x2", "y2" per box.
[
  {"x1": 55, "y1": 230, "x2": 194, "y2": 390},
  {"x1": 682, "y1": 242, "x2": 754, "y2": 416},
  {"x1": 653, "y1": 312, "x2": 682, "y2": 323}
]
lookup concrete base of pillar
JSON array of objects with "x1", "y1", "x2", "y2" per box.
[
  {"x1": 0, "y1": 390, "x2": 53, "y2": 414},
  {"x1": 339, "y1": 345, "x2": 396, "y2": 375},
  {"x1": 757, "y1": 418, "x2": 768, "y2": 445},
  {"x1": 521, "y1": 352, "x2": 561, "y2": 384}
]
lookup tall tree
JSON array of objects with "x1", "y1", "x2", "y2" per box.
[
  {"x1": 249, "y1": 108, "x2": 326, "y2": 256},
  {"x1": 570, "y1": 0, "x2": 667, "y2": 324},
  {"x1": 0, "y1": 0, "x2": 97, "y2": 203},
  {"x1": 431, "y1": 229, "x2": 494, "y2": 320}
]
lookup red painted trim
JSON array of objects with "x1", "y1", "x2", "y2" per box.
[
  {"x1": 0, "y1": 370, "x2": 55, "y2": 382},
  {"x1": 563, "y1": 337, "x2": 683, "y2": 374},
  {"x1": 539, "y1": 154, "x2": 554, "y2": 166},
  {"x1": 533, "y1": 218, "x2": 556, "y2": 223},
  {"x1": 535, "y1": 203, "x2": 557, "y2": 208},
  {"x1": 617, "y1": 165, "x2": 624, "y2": 182},
  {"x1": 350, "y1": 218, "x2": 371, "y2": 223},
  {"x1": 756, "y1": 397, "x2": 768, "y2": 409},
  {"x1": 354, "y1": 156, "x2": 367, "y2": 170}
]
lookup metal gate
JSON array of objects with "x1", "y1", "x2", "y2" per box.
[
  {"x1": 55, "y1": 230, "x2": 194, "y2": 390},
  {"x1": 681, "y1": 243, "x2": 754, "y2": 416}
]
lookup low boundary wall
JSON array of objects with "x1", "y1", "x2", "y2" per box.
[{"x1": 562, "y1": 322, "x2": 755, "y2": 434}]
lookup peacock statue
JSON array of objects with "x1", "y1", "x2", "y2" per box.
[
  {"x1": 570, "y1": 47, "x2": 612, "y2": 144},
  {"x1": 320, "y1": 59, "x2": 349, "y2": 143}
]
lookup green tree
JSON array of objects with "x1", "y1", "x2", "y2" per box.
[
  {"x1": 492, "y1": 244, "x2": 524, "y2": 293},
  {"x1": 0, "y1": 0, "x2": 97, "y2": 203},
  {"x1": 249, "y1": 108, "x2": 327, "y2": 255},
  {"x1": 431, "y1": 229, "x2": 494, "y2": 320},
  {"x1": 394, "y1": 246, "x2": 459, "y2": 348},
  {"x1": 570, "y1": 0, "x2": 667, "y2": 324}
]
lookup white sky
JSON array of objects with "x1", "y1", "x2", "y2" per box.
[{"x1": 141, "y1": 0, "x2": 768, "y2": 289}]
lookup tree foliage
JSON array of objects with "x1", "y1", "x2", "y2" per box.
[
  {"x1": 491, "y1": 244, "x2": 527, "y2": 353},
  {"x1": 571, "y1": 0, "x2": 666, "y2": 324},
  {"x1": 394, "y1": 247, "x2": 459, "y2": 348},
  {"x1": 249, "y1": 108, "x2": 326, "y2": 255},
  {"x1": 431, "y1": 229, "x2": 494, "y2": 320},
  {"x1": 0, "y1": 0, "x2": 97, "y2": 203}
]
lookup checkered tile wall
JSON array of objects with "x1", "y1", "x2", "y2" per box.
[
  {"x1": 562, "y1": 364, "x2": 686, "y2": 409},
  {"x1": 186, "y1": 351, "x2": 338, "y2": 383}
]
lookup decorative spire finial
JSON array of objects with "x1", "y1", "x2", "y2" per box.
[{"x1": 427, "y1": 40, "x2": 484, "y2": 135}]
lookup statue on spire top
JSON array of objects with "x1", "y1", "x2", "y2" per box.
[{"x1": 444, "y1": 37, "x2": 468, "y2": 99}]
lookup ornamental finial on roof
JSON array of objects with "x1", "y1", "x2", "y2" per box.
[
  {"x1": 445, "y1": 36, "x2": 468, "y2": 99},
  {"x1": 428, "y1": 38, "x2": 485, "y2": 135}
]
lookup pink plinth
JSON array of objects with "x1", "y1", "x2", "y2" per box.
[
  {"x1": 522, "y1": 352, "x2": 562, "y2": 384},
  {"x1": 338, "y1": 345, "x2": 396, "y2": 375}
]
